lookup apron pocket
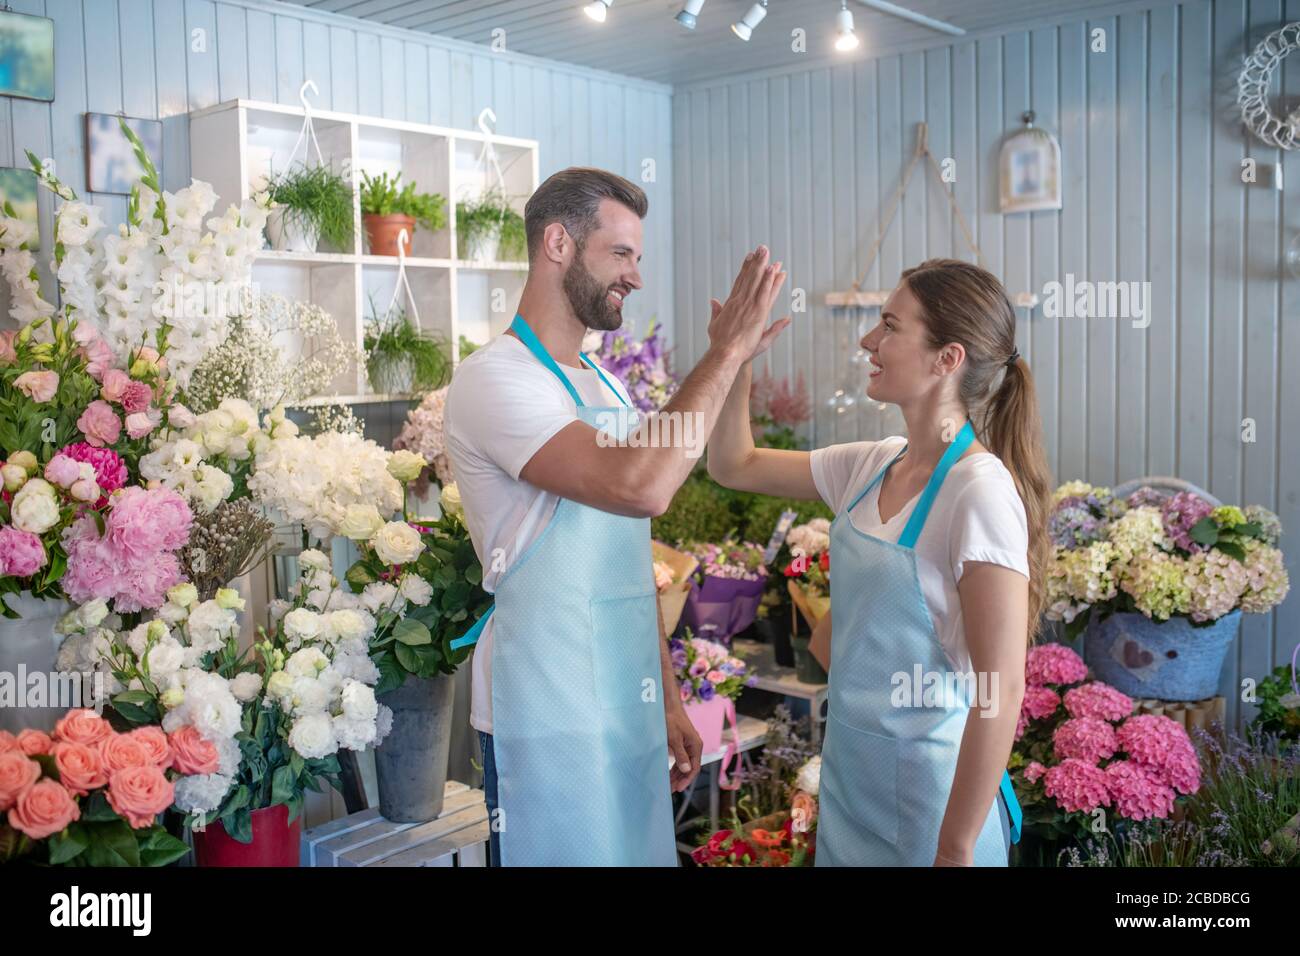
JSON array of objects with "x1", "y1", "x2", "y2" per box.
[
  {"x1": 589, "y1": 593, "x2": 662, "y2": 712},
  {"x1": 823, "y1": 711, "x2": 899, "y2": 845}
]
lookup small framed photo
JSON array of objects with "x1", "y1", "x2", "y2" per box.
[
  {"x1": 0, "y1": 167, "x2": 40, "y2": 251},
  {"x1": 85, "y1": 113, "x2": 163, "y2": 195},
  {"x1": 0, "y1": 10, "x2": 54, "y2": 102},
  {"x1": 999, "y1": 112, "x2": 1062, "y2": 214}
]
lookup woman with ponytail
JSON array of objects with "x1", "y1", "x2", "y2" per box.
[{"x1": 708, "y1": 258, "x2": 1052, "y2": 866}]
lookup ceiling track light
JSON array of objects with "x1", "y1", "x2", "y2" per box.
[
  {"x1": 835, "y1": 1, "x2": 859, "y2": 51},
  {"x1": 675, "y1": 0, "x2": 706, "y2": 29},
  {"x1": 732, "y1": 1, "x2": 768, "y2": 41},
  {"x1": 583, "y1": 0, "x2": 612, "y2": 23}
]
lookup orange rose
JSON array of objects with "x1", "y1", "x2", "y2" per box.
[
  {"x1": 0, "y1": 751, "x2": 41, "y2": 812},
  {"x1": 99, "y1": 733, "x2": 150, "y2": 773},
  {"x1": 168, "y1": 725, "x2": 219, "y2": 775},
  {"x1": 106, "y1": 765, "x2": 174, "y2": 829},
  {"x1": 52, "y1": 740, "x2": 109, "y2": 797},
  {"x1": 130, "y1": 726, "x2": 173, "y2": 770},
  {"x1": 8, "y1": 778, "x2": 80, "y2": 840},
  {"x1": 0, "y1": 731, "x2": 17, "y2": 753},
  {"x1": 790, "y1": 791, "x2": 818, "y2": 831},
  {"x1": 15, "y1": 729, "x2": 52, "y2": 756},
  {"x1": 53, "y1": 709, "x2": 113, "y2": 747}
]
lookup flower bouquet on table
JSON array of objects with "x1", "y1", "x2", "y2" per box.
[
  {"x1": 678, "y1": 539, "x2": 768, "y2": 643},
  {"x1": 341, "y1": 476, "x2": 491, "y2": 822},
  {"x1": 783, "y1": 518, "x2": 831, "y2": 626},
  {"x1": 1045, "y1": 482, "x2": 1289, "y2": 701},
  {"x1": 651, "y1": 540, "x2": 697, "y2": 637},
  {"x1": 1007, "y1": 642, "x2": 1202, "y2": 866},
  {"x1": 670, "y1": 630, "x2": 753, "y2": 769},
  {"x1": 57, "y1": 570, "x2": 390, "y2": 865},
  {"x1": 691, "y1": 753, "x2": 820, "y2": 867},
  {"x1": 0, "y1": 707, "x2": 194, "y2": 867}
]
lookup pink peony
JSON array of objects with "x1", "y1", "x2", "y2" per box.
[
  {"x1": 1104, "y1": 760, "x2": 1177, "y2": 820},
  {"x1": 76, "y1": 400, "x2": 122, "y2": 447},
  {"x1": 43, "y1": 454, "x2": 82, "y2": 488},
  {"x1": 1014, "y1": 711, "x2": 1029, "y2": 741},
  {"x1": 119, "y1": 380, "x2": 153, "y2": 414},
  {"x1": 1116, "y1": 714, "x2": 1201, "y2": 794},
  {"x1": 99, "y1": 368, "x2": 130, "y2": 403},
  {"x1": 0, "y1": 525, "x2": 48, "y2": 578},
  {"x1": 1053, "y1": 716, "x2": 1119, "y2": 764},
  {"x1": 1042, "y1": 757, "x2": 1112, "y2": 814},
  {"x1": 14, "y1": 370, "x2": 59, "y2": 403},
  {"x1": 1063, "y1": 681, "x2": 1135, "y2": 722},
  {"x1": 7, "y1": 778, "x2": 80, "y2": 839},
  {"x1": 1022, "y1": 761, "x2": 1047, "y2": 784},
  {"x1": 61, "y1": 443, "x2": 127, "y2": 496},
  {"x1": 105, "y1": 486, "x2": 192, "y2": 558},
  {"x1": 1025, "y1": 643, "x2": 1089, "y2": 686},
  {"x1": 1021, "y1": 685, "x2": 1061, "y2": 721}
]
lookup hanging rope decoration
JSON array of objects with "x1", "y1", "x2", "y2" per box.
[{"x1": 1237, "y1": 21, "x2": 1300, "y2": 150}]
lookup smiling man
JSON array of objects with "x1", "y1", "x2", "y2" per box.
[{"x1": 445, "y1": 166, "x2": 788, "y2": 866}]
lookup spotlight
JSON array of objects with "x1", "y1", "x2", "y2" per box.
[
  {"x1": 583, "y1": 0, "x2": 611, "y2": 23},
  {"x1": 835, "y1": 2, "x2": 859, "y2": 51},
  {"x1": 675, "y1": 0, "x2": 706, "y2": 29},
  {"x1": 731, "y1": 1, "x2": 768, "y2": 41}
]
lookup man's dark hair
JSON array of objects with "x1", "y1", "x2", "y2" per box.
[{"x1": 524, "y1": 167, "x2": 648, "y2": 259}]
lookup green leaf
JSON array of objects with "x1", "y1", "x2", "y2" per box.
[
  {"x1": 345, "y1": 562, "x2": 377, "y2": 592},
  {"x1": 137, "y1": 827, "x2": 191, "y2": 867},
  {"x1": 80, "y1": 791, "x2": 121, "y2": 823},
  {"x1": 465, "y1": 564, "x2": 483, "y2": 586},
  {"x1": 220, "y1": 807, "x2": 254, "y2": 844},
  {"x1": 440, "y1": 581, "x2": 471, "y2": 612},
  {"x1": 1216, "y1": 540, "x2": 1246, "y2": 562},
  {"x1": 1190, "y1": 517, "x2": 1219, "y2": 547},
  {"x1": 48, "y1": 823, "x2": 89, "y2": 864},
  {"x1": 111, "y1": 689, "x2": 159, "y2": 725},
  {"x1": 271, "y1": 764, "x2": 297, "y2": 805},
  {"x1": 393, "y1": 618, "x2": 432, "y2": 646},
  {"x1": 394, "y1": 640, "x2": 421, "y2": 673},
  {"x1": 82, "y1": 819, "x2": 141, "y2": 867}
]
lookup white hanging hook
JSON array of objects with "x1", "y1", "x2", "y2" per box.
[
  {"x1": 473, "y1": 106, "x2": 508, "y2": 227},
  {"x1": 385, "y1": 228, "x2": 420, "y2": 332},
  {"x1": 477, "y1": 107, "x2": 497, "y2": 136},
  {"x1": 287, "y1": 79, "x2": 325, "y2": 171},
  {"x1": 300, "y1": 80, "x2": 319, "y2": 114}
]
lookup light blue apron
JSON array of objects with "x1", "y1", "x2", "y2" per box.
[
  {"x1": 816, "y1": 420, "x2": 1022, "y2": 866},
  {"x1": 450, "y1": 314, "x2": 677, "y2": 867}
]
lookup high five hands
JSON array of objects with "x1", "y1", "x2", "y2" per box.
[{"x1": 707, "y1": 245, "x2": 791, "y2": 362}]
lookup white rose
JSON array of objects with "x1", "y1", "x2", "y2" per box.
[
  {"x1": 230, "y1": 671, "x2": 263, "y2": 702},
  {"x1": 282, "y1": 608, "x2": 323, "y2": 644},
  {"x1": 398, "y1": 573, "x2": 434, "y2": 607},
  {"x1": 387, "y1": 449, "x2": 426, "y2": 483},
  {"x1": 438, "y1": 482, "x2": 463, "y2": 521},
  {"x1": 288, "y1": 712, "x2": 337, "y2": 760},
  {"x1": 11, "y1": 478, "x2": 60, "y2": 534},
  {"x1": 372, "y1": 521, "x2": 425, "y2": 566},
  {"x1": 339, "y1": 503, "x2": 385, "y2": 541}
]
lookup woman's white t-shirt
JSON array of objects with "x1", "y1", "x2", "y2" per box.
[{"x1": 809, "y1": 437, "x2": 1029, "y2": 674}]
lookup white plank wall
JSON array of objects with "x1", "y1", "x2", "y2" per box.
[{"x1": 671, "y1": 0, "x2": 1299, "y2": 729}]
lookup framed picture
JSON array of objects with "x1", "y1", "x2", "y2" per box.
[
  {"x1": 0, "y1": 10, "x2": 54, "y2": 102},
  {"x1": 999, "y1": 111, "x2": 1062, "y2": 214},
  {"x1": 0, "y1": 167, "x2": 40, "y2": 251},
  {"x1": 85, "y1": 113, "x2": 163, "y2": 195}
]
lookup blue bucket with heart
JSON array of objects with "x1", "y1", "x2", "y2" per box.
[{"x1": 1082, "y1": 610, "x2": 1241, "y2": 702}]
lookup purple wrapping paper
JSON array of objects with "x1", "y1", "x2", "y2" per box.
[{"x1": 677, "y1": 573, "x2": 767, "y2": 642}]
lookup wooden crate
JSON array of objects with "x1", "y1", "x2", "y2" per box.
[{"x1": 302, "y1": 781, "x2": 489, "y2": 867}]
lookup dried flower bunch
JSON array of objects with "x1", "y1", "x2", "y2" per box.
[{"x1": 181, "y1": 499, "x2": 277, "y2": 601}]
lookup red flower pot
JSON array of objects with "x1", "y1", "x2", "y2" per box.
[
  {"x1": 192, "y1": 804, "x2": 302, "y2": 867},
  {"x1": 364, "y1": 213, "x2": 416, "y2": 257}
]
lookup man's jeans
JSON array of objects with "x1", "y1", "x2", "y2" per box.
[{"x1": 477, "y1": 731, "x2": 500, "y2": 867}]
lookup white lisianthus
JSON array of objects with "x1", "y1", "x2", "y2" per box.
[
  {"x1": 167, "y1": 583, "x2": 199, "y2": 608},
  {"x1": 372, "y1": 521, "x2": 425, "y2": 566},
  {"x1": 288, "y1": 712, "x2": 337, "y2": 760},
  {"x1": 266, "y1": 669, "x2": 295, "y2": 700},
  {"x1": 285, "y1": 646, "x2": 329, "y2": 678},
  {"x1": 74, "y1": 599, "x2": 110, "y2": 630},
  {"x1": 325, "y1": 608, "x2": 371, "y2": 643},
  {"x1": 145, "y1": 638, "x2": 186, "y2": 678},
  {"x1": 230, "y1": 671, "x2": 263, "y2": 702},
  {"x1": 398, "y1": 573, "x2": 434, "y2": 607},
  {"x1": 439, "y1": 482, "x2": 463, "y2": 521},
  {"x1": 332, "y1": 714, "x2": 377, "y2": 751},
  {"x1": 10, "y1": 478, "x2": 60, "y2": 534},
  {"x1": 340, "y1": 679, "x2": 378, "y2": 722},
  {"x1": 287, "y1": 675, "x2": 330, "y2": 715},
  {"x1": 214, "y1": 587, "x2": 245, "y2": 611},
  {"x1": 339, "y1": 503, "x2": 386, "y2": 541},
  {"x1": 282, "y1": 608, "x2": 323, "y2": 645},
  {"x1": 192, "y1": 464, "x2": 234, "y2": 513},
  {"x1": 387, "y1": 449, "x2": 426, "y2": 483},
  {"x1": 185, "y1": 601, "x2": 238, "y2": 654},
  {"x1": 374, "y1": 704, "x2": 394, "y2": 746},
  {"x1": 156, "y1": 601, "x2": 189, "y2": 625},
  {"x1": 360, "y1": 581, "x2": 400, "y2": 615},
  {"x1": 298, "y1": 549, "x2": 330, "y2": 572}
]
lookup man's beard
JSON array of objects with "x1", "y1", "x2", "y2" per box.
[{"x1": 563, "y1": 248, "x2": 623, "y2": 331}]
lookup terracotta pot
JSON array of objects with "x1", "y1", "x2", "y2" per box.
[
  {"x1": 364, "y1": 213, "x2": 416, "y2": 256},
  {"x1": 192, "y1": 803, "x2": 302, "y2": 867}
]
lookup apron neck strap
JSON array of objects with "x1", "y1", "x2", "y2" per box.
[
  {"x1": 509, "y1": 314, "x2": 629, "y2": 409},
  {"x1": 897, "y1": 419, "x2": 976, "y2": 548}
]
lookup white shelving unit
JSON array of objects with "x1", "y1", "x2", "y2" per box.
[{"x1": 188, "y1": 98, "x2": 539, "y2": 399}]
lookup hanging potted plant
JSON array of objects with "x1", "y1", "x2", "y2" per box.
[
  {"x1": 344, "y1": 480, "x2": 490, "y2": 823},
  {"x1": 359, "y1": 171, "x2": 446, "y2": 257},
  {"x1": 1046, "y1": 483, "x2": 1290, "y2": 702},
  {"x1": 362, "y1": 294, "x2": 452, "y2": 396},
  {"x1": 265, "y1": 163, "x2": 354, "y2": 254},
  {"x1": 456, "y1": 189, "x2": 525, "y2": 262}
]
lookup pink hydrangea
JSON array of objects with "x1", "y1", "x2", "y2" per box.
[
  {"x1": 1063, "y1": 681, "x2": 1135, "y2": 721},
  {"x1": 1022, "y1": 685, "x2": 1061, "y2": 721},
  {"x1": 1014, "y1": 711, "x2": 1029, "y2": 741},
  {"x1": 1025, "y1": 643, "x2": 1089, "y2": 686},
  {"x1": 1053, "y1": 716, "x2": 1119, "y2": 764},
  {"x1": 1023, "y1": 761, "x2": 1047, "y2": 784},
  {"x1": 1115, "y1": 714, "x2": 1201, "y2": 794},
  {"x1": 61, "y1": 443, "x2": 127, "y2": 497},
  {"x1": 0, "y1": 525, "x2": 48, "y2": 578},
  {"x1": 1104, "y1": 760, "x2": 1177, "y2": 820},
  {"x1": 1042, "y1": 757, "x2": 1112, "y2": 814}
]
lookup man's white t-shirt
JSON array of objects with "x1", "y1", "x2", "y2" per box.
[
  {"x1": 809, "y1": 437, "x2": 1029, "y2": 674},
  {"x1": 444, "y1": 333, "x2": 633, "y2": 735}
]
